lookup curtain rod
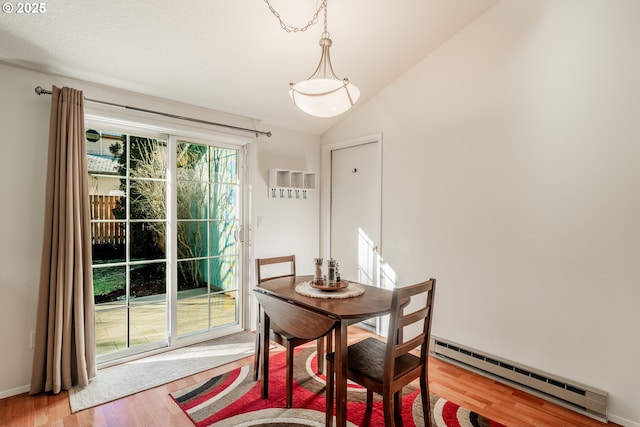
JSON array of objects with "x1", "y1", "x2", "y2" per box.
[{"x1": 34, "y1": 86, "x2": 272, "y2": 138}]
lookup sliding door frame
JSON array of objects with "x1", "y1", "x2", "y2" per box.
[{"x1": 86, "y1": 110, "x2": 252, "y2": 366}]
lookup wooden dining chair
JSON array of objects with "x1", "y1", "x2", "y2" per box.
[
  {"x1": 325, "y1": 278, "x2": 436, "y2": 427},
  {"x1": 253, "y1": 255, "x2": 328, "y2": 408}
]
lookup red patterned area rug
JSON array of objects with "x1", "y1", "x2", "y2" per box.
[{"x1": 170, "y1": 345, "x2": 506, "y2": 427}]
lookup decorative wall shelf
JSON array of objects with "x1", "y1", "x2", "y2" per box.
[{"x1": 269, "y1": 168, "x2": 316, "y2": 199}]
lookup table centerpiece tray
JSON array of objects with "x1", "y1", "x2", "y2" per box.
[{"x1": 310, "y1": 280, "x2": 349, "y2": 291}]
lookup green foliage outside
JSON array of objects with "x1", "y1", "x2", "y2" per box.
[{"x1": 93, "y1": 263, "x2": 123, "y2": 297}]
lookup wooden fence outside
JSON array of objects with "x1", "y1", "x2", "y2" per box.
[{"x1": 90, "y1": 195, "x2": 125, "y2": 245}]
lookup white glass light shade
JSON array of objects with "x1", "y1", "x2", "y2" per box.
[{"x1": 289, "y1": 78, "x2": 360, "y2": 118}]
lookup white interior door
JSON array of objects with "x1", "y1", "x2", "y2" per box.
[{"x1": 330, "y1": 141, "x2": 381, "y2": 291}]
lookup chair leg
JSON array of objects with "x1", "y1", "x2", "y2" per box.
[
  {"x1": 320, "y1": 332, "x2": 333, "y2": 375},
  {"x1": 326, "y1": 357, "x2": 334, "y2": 427},
  {"x1": 420, "y1": 370, "x2": 432, "y2": 427},
  {"x1": 253, "y1": 327, "x2": 261, "y2": 381},
  {"x1": 394, "y1": 391, "x2": 402, "y2": 421},
  {"x1": 383, "y1": 392, "x2": 396, "y2": 427},
  {"x1": 316, "y1": 338, "x2": 324, "y2": 374},
  {"x1": 286, "y1": 343, "x2": 294, "y2": 408},
  {"x1": 253, "y1": 305, "x2": 261, "y2": 381}
]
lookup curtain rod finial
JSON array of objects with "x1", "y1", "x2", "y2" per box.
[{"x1": 35, "y1": 86, "x2": 51, "y2": 95}]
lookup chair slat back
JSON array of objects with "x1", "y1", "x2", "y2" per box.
[
  {"x1": 385, "y1": 279, "x2": 436, "y2": 374},
  {"x1": 256, "y1": 255, "x2": 296, "y2": 284}
]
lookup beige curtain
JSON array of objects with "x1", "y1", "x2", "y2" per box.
[{"x1": 30, "y1": 86, "x2": 96, "y2": 395}]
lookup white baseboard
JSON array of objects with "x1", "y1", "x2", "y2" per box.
[
  {"x1": 0, "y1": 384, "x2": 30, "y2": 400},
  {"x1": 608, "y1": 413, "x2": 639, "y2": 427}
]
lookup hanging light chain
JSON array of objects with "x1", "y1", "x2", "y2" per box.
[
  {"x1": 264, "y1": 0, "x2": 327, "y2": 33},
  {"x1": 322, "y1": 0, "x2": 328, "y2": 35}
]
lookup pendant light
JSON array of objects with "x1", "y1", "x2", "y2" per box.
[{"x1": 265, "y1": 0, "x2": 360, "y2": 118}]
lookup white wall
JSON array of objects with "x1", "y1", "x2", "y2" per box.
[
  {"x1": 250, "y1": 128, "x2": 320, "y2": 273},
  {"x1": 247, "y1": 127, "x2": 321, "y2": 330},
  {"x1": 0, "y1": 62, "x2": 320, "y2": 398},
  {"x1": 0, "y1": 64, "x2": 50, "y2": 399},
  {"x1": 322, "y1": 1, "x2": 640, "y2": 425}
]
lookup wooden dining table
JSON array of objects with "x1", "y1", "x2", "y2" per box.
[{"x1": 254, "y1": 274, "x2": 395, "y2": 427}]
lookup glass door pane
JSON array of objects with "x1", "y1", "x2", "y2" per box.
[
  {"x1": 90, "y1": 130, "x2": 169, "y2": 360},
  {"x1": 176, "y1": 142, "x2": 240, "y2": 337}
]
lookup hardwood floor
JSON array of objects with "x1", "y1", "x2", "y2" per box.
[{"x1": 0, "y1": 328, "x2": 618, "y2": 427}]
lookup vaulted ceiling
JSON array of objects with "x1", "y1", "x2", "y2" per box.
[{"x1": 0, "y1": 0, "x2": 498, "y2": 135}]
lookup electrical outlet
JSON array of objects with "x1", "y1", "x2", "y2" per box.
[{"x1": 30, "y1": 331, "x2": 35, "y2": 349}]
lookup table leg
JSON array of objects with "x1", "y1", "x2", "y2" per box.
[
  {"x1": 335, "y1": 321, "x2": 348, "y2": 427},
  {"x1": 260, "y1": 309, "x2": 271, "y2": 399}
]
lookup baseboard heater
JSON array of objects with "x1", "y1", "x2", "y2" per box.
[{"x1": 429, "y1": 336, "x2": 608, "y2": 422}]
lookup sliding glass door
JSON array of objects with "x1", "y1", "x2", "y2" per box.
[{"x1": 87, "y1": 127, "x2": 243, "y2": 362}]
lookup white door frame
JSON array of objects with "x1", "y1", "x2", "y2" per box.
[{"x1": 320, "y1": 133, "x2": 383, "y2": 330}]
